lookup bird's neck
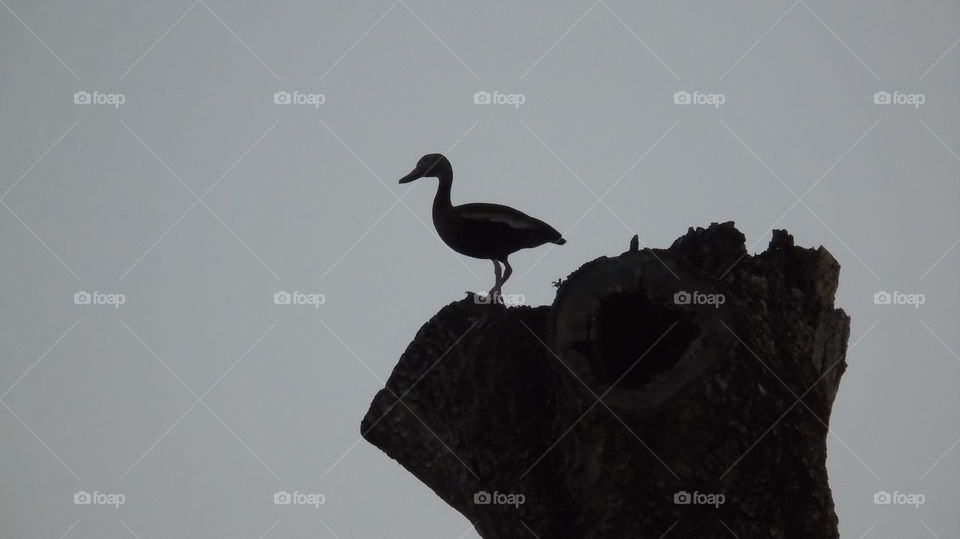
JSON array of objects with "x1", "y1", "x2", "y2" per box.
[{"x1": 432, "y1": 172, "x2": 453, "y2": 215}]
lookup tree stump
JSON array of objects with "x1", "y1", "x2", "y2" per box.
[{"x1": 361, "y1": 222, "x2": 850, "y2": 538}]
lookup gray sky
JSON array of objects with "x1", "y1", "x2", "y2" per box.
[{"x1": 1, "y1": 1, "x2": 958, "y2": 537}]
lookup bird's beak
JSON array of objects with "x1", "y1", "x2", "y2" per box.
[{"x1": 399, "y1": 167, "x2": 422, "y2": 184}]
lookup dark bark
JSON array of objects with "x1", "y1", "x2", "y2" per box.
[{"x1": 361, "y1": 222, "x2": 850, "y2": 538}]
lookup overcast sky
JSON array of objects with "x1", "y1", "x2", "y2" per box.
[{"x1": 1, "y1": 1, "x2": 958, "y2": 537}]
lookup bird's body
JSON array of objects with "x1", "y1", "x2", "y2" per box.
[
  {"x1": 399, "y1": 153, "x2": 565, "y2": 302},
  {"x1": 434, "y1": 202, "x2": 564, "y2": 260}
]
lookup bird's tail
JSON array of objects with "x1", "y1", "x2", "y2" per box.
[{"x1": 553, "y1": 237, "x2": 567, "y2": 245}]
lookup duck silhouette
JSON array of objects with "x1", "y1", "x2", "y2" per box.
[{"x1": 399, "y1": 153, "x2": 566, "y2": 303}]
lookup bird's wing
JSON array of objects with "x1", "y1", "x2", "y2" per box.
[
  {"x1": 455, "y1": 203, "x2": 562, "y2": 251},
  {"x1": 456, "y1": 203, "x2": 545, "y2": 230}
]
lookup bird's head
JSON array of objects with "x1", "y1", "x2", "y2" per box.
[{"x1": 399, "y1": 153, "x2": 451, "y2": 184}]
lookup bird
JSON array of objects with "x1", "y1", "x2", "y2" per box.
[{"x1": 398, "y1": 153, "x2": 566, "y2": 303}]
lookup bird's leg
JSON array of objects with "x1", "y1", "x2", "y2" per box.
[
  {"x1": 488, "y1": 260, "x2": 503, "y2": 304},
  {"x1": 497, "y1": 258, "x2": 512, "y2": 303},
  {"x1": 491, "y1": 257, "x2": 513, "y2": 304}
]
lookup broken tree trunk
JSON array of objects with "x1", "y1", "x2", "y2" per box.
[{"x1": 361, "y1": 222, "x2": 850, "y2": 538}]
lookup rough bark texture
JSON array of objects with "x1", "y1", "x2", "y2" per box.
[{"x1": 361, "y1": 222, "x2": 850, "y2": 538}]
